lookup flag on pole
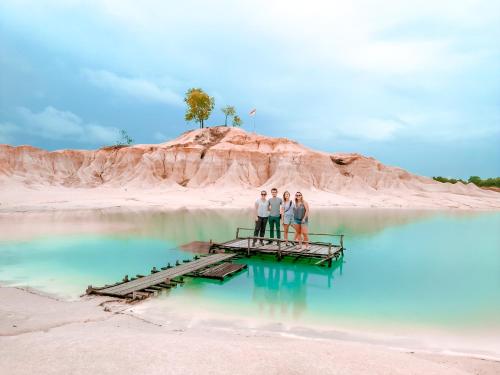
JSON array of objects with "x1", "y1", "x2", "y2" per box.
[{"x1": 249, "y1": 108, "x2": 256, "y2": 116}]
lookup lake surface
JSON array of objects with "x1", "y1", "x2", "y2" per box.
[{"x1": 1, "y1": 208, "x2": 499, "y2": 354}]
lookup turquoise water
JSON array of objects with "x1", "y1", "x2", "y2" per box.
[{"x1": 1, "y1": 209, "x2": 499, "y2": 335}]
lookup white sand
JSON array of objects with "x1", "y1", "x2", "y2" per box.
[
  {"x1": 1, "y1": 184, "x2": 499, "y2": 213},
  {"x1": 1, "y1": 286, "x2": 499, "y2": 375}
]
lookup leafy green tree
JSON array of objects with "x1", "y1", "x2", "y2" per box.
[
  {"x1": 221, "y1": 105, "x2": 236, "y2": 126},
  {"x1": 184, "y1": 88, "x2": 215, "y2": 128},
  {"x1": 468, "y1": 176, "x2": 500, "y2": 188},
  {"x1": 116, "y1": 129, "x2": 133, "y2": 146},
  {"x1": 468, "y1": 176, "x2": 481, "y2": 185},
  {"x1": 232, "y1": 115, "x2": 243, "y2": 127}
]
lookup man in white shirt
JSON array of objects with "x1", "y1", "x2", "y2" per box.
[{"x1": 253, "y1": 190, "x2": 269, "y2": 246}]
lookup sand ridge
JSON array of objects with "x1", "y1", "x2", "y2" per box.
[{"x1": 0, "y1": 127, "x2": 498, "y2": 211}]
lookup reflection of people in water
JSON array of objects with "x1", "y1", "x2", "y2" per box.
[{"x1": 250, "y1": 263, "x2": 308, "y2": 319}]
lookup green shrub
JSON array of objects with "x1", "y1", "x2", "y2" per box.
[{"x1": 433, "y1": 175, "x2": 499, "y2": 188}]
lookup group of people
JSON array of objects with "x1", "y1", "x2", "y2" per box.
[{"x1": 253, "y1": 188, "x2": 310, "y2": 250}]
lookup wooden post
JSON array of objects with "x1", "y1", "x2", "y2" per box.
[
  {"x1": 247, "y1": 237, "x2": 251, "y2": 257},
  {"x1": 277, "y1": 240, "x2": 281, "y2": 261},
  {"x1": 236, "y1": 227, "x2": 240, "y2": 239},
  {"x1": 209, "y1": 239, "x2": 213, "y2": 253},
  {"x1": 328, "y1": 243, "x2": 332, "y2": 257},
  {"x1": 340, "y1": 235, "x2": 344, "y2": 249}
]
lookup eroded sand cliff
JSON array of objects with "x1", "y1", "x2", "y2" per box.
[{"x1": 0, "y1": 126, "x2": 498, "y2": 210}]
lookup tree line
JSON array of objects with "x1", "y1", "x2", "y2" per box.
[{"x1": 433, "y1": 176, "x2": 500, "y2": 188}]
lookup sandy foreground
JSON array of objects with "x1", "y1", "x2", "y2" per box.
[
  {"x1": 1, "y1": 170, "x2": 499, "y2": 373},
  {"x1": 1, "y1": 184, "x2": 500, "y2": 212},
  {"x1": 0, "y1": 286, "x2": 498, "y2": 375}
]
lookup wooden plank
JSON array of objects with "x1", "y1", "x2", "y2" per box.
[
  {"x1": 94, "y1": 253, "x2": 235, "y2": 296},
  {"x1": 198, "y1": 262, "x2": 246, "y2": 280}
]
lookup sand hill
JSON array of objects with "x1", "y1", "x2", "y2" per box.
[{"x1": 0, "y1": 126, "x2": 498, "y2": 210}]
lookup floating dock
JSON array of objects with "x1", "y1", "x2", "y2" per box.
[
  {"x1": 86, "y1": 227, "x2": 345, "y2": 300},
  {"x1": 87, "y1": 253, "x2": 239, "y2": 300},
  {"x1": 211, "y1": 227, "x2": 344, "y2": 267}
]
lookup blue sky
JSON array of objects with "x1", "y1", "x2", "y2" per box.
[{"x1": 0, "y1": 0, "x2": 499, "y2": 178}]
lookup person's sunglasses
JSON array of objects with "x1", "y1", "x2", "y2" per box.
[
  {"x1": 296, "y1": 194, "x2": 302, "y2": 197},
  {"x1": 261, "y1": 193, "x2": 267, "y2": 195}
]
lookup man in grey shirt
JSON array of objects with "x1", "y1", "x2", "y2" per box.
[{"x1": 267, "y1": 188, "x2": 282, "y2": 244}]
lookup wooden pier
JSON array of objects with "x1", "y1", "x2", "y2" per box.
[
  {"x1": 87, "y1": 253, "x2": 239, "y2": 300},
  {"x1": 211, "y1": 227, "x2": 344, "y2": 267},
  {"x1": 86, "y1": 228, "x2": 345, "y2": 301}
]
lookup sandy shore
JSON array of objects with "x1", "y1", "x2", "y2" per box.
[
  {"x1": 0, "y1": 286, "x2": 498, "y2": 375},
  {"x1": 1, "y1": 182, "x2": 498, "y2": 373},
  {"x1": 1, "y1": 185, "x2": 499, "y2": 213}
]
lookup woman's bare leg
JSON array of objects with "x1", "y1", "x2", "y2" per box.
[
  {"x1": 302, "y1": 225, "x2": 309, "y2": 249},
  {"x1": 294, "y1": 224, "x2": 302, "y2": 249},
  {"x1": 283, "y1": 224, "x2": 289, "y2": 244}
]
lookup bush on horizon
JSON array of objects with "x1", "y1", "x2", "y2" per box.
[{"x1": 433, "y1": 175, "x2": 500, "y2": 188}]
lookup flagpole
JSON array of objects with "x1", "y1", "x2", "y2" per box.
[{"x1": 249, "y1": 108, "x2": 257, "y2": 134}]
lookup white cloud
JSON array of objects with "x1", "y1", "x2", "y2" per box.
[
  {"x1": 15, "y1": 106, "x2": 120, "y2": 144},
  {"x1": 397, "y1": 111, "x2": 500, "y2": 141},
  {"x1": 83, "y1": 69, "x2": 183, "y2": 106},
  {"x1": 337, "y1": 118, "x2": 403, "y2": 141},
  {"x1": 1, "y1": 0, "x2": 499, "y2": 150}
]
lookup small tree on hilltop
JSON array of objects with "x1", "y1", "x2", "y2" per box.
[
  {"x1": 221, "y1": 105, "x2": 236, "y2": 126},
  {"x1": 116, "y1": 129, "x2": 133, "y2": 146},
  {"x1": 184, "y1": 88, "x2": 215, "y2": 129},
  {"x1": 232, "y1": 115, "x2": 243, "y2": 127}
]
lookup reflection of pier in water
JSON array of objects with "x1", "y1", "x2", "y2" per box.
[{"x1": 248, "y1": 258, "x2": 344, "y2": 318}]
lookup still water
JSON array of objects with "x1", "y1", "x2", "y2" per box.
[{"x1": 0, "y1": 209, "x2": 499, "y2": 339}]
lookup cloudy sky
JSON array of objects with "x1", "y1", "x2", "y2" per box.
[{"x1": 0, "y1": 0, "x2": 499, "y2": 178}]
